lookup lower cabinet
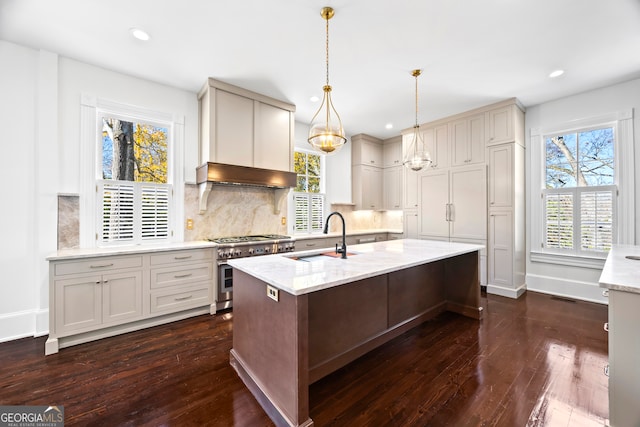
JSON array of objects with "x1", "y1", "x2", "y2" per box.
[
  {"x1": 54, "y1": 270, "x2": 143, "y2": 334},
  {"x1": 46, "y1": 247, "x2": 215, "y2": 355},
  {"x1": 607, "y1": 290, "x2": 640, "y2": 427}
]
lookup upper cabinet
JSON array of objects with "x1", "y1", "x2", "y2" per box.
[
  {"x1": 383, "y1": 136, "x2": 403, "y2": 167},
  {"x1": 486, "y1": 104, "x2": 524, "y2": 146},
  {"x1": 450, "y1": 113, "x2": 485, "y2": 167},
  {"x1": 198, "y1": 78, "x2": 295, "y2": 172},
  {"x1": 422, "y1": 124, "x2": 449, "y2": 170},
  {"x1": 352, "y1": 133, "x2": 383, "y2": 166}
]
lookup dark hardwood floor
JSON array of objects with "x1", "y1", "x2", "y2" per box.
[{"x1": 0, "y1": 291, "x2": 608, "y2": 426}]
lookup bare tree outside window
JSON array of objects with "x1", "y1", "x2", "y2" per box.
[{"x1": 544, "y1": 127, "x2": 615, "y2": 253}]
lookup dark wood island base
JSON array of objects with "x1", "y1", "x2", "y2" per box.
[{"x1": 231, "y1": 251, "x2": 481, "y2": 427}]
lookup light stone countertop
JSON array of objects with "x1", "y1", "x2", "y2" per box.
[
  {"x1": 599, "y1": 244, "x2": 640, "y2": 294},
  {"x1": 228, "y1": 238, "x2": 484, "y2": 296},
  {"x1": 47, "y1": 241, "x2": 217, "y2": 261}
]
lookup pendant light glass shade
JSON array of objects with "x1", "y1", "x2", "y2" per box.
[
  {"x1": 308, "y1": 7, "x2": 347, "y2": 155},
  {"x1": 403, "y1": 69, "x2": 432, "y2": 171}
]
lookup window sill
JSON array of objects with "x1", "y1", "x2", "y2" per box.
[{"x1": 530, "y1": 251, "x2": 606, "y2": 270}]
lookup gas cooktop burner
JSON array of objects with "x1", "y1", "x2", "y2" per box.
[{"x1": 209, "y1": 234, "x2": 291, "y2": 244}]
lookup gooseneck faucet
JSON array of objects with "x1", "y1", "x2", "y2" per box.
[{"x1": 323, "y1": 211, "x2": 347, "y2": 259}]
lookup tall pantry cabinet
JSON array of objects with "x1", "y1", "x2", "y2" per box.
[{"x1": 401, "y1": 99, "x2": 525, "y2": 296}]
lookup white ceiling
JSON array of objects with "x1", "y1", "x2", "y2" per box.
[{"x1": 2, "y1": 0, "x2": 640, "y2": 140}]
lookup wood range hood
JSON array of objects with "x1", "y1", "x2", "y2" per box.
[{"x1": 196, "y1": 162, "x2": 296, "y2": 214}]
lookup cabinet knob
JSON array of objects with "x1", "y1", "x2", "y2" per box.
[
  {"x1": 604, "y1": 365, "x2": 609, "y2": 377},
  {"x1": 602, "y1": 290, "x2": 609, "y2": 297},
  {"x1": 603, "y1": 322, "x2": 609, "y2": 332}
]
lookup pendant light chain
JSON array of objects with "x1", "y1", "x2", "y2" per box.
[
  {"x1": 325, "y1": 15, "x2": 330, "y2": 87},
  {"x1": 415, "y1": 73, "x2": 419, "y2": 127}
]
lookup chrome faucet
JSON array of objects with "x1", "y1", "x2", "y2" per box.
[{"x1": 323, "y1": 211, "x2": 347, "y2": 259}]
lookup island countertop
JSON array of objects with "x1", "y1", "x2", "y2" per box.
[
  {"x1": 599, "y1": 244, "x2": 640, "y2": 294},
  {"x1": 228, "y1": 238, "x2": 484, "y2": 296}
]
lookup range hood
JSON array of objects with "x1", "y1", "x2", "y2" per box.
[
  {"x1": 196, "y1": 162, "x2": 296, "y2": 188},
  {"x1": 196, "y1": 162, "x2": 296, "y2": 214}
]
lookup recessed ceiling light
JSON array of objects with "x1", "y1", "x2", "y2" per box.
[
  {"x1": 130, "y1": 28, "x2": 150, "y2": 41},
  {"x1": 310, "y1": 96, "x2": 320, "y2": 103},
  {"x1": 549, "y1": 69, "x2": 565, "y2": 78},
  {"x1": 385, "y1": 123, "x2": 393, "y2": 129}
]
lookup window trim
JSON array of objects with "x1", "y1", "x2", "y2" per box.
[
  {"x1": 79, "y1": 95, "x2": 185, "y2": 247},
  {"x1": 290, "y1": 148, "x2": 327, "y2": 234},
  {"x1": 530, "y1": 109, "x2": 634, "y2": 267}
]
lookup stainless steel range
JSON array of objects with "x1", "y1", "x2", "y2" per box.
[{"x1": 209, "y1": 234, "x2": 295, "y2": 311}]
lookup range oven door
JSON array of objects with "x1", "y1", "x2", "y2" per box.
[{"x1": 217, "y1": 262, "x2": 233, "y2": 310}]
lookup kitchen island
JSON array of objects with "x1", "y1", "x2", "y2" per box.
[
  {"x1": 228, "y1": 239, "x2": 483, "y2": 427},
  {"x1": 599, "y1": 244, "x2": 640, "y2": 427}
]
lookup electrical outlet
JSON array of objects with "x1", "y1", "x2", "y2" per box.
[
  {"x1": 186, "y1": 218, "x2": 194, "y2": 230},
  {"x1": 281, "y1": 216, "x2": 286, "y2": 225},
  {"x1": 267, "y1": 285, "x2": 279, "y2": 302}
]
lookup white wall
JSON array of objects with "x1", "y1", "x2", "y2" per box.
[
  {"x1": 0, "y1": 40, "x2": 199, "y2": 343},
  {"x1": 525, "y1": 78, "x2": 640, "y2": 303}
]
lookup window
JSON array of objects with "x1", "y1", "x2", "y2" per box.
[
  {"x1": 292, "y1": 150, "x2": 325, "y2": 233},
  {"x1": 542, "y1": 127, "x2": 616, "y2": 254},
  {"x1": 97, "y1": 113, "x2": 172, "y2": 245}
]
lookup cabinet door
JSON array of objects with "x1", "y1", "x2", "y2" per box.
[
  {"x1": 383, "y1": 140, "x2": 403, "y2": 167},
  {"x1": 403, "y1": 168, "x2": 419, "y2": 209},
  {"x1": 102, "y1": 271, "x2": 143, "y2": 325},
  {"x1": 488, "y1": 210, "x2": 513, "y2": 287},
  {"x1": 487, "y1": 106, "x2": 514, "y2": 145},
  {"x1": 450, "y1": 114, "x2": 485, "y2": 166},
  {"x1": 449, "y1": 119, "x2": 468, "y2": 167},
  {"x1": 404, "y1": 211, "x2": 419, "y2": 238},
  {"x1": 362, "y1": 141, "x2": 383, "y2": 166},
  {"x1": 608, "y1": 290, "x2": 640, "y2": 427},
  {"x1": 488, "y1": 143, "x2": 513, "y2": 208},
  {"x1": 468, "y1": 114, "x2": 486, "y2": 164},
  {"x1": 419, "y1": 171, "x2": 450, "y2": 238},
  {"x1": 215, "y1": 90, "x2": 254, "y2": 167},
  {"x1": 383, "y1": 166, "x2": 402, "y2": 210},
  {"x1": 55, "y1": 275, "x2": 102, "y2": 334},
  {"x1": 362, "y1": 166, "x2": 383, "y2": 209},
  {"x1": 254, "y1": 103, "x2": 291, "y2": 171},
  {"x1": 423, "y1": 124, "x2": 449, "y2": 170},
  {"x1": 450, "y1": 166, "x2": 487, "y2": 240}
]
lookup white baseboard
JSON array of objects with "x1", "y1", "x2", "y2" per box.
[
  {"x1": 526, "y1": 273, "x2": 608, "y2": 304},
  {"x1": 486, "y1": 283, "x2": 527, "y2": 299},
  {"x1": 0, "y1": 309, "x2": 41, "y2": 343}
]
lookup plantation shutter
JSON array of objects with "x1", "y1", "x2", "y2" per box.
[
  {"x1": 310, "y1": 194, "x2": 325, "y2": 232},
  {"x1": 100, "y1": 182, "x2": 135, "y2": 242},
  {"x1": 580, "y1": 188, "x2": 614, "y2": 252},
  {"x1": 293, "y1": 193, "x2": 325, "y2": 233},
  {"x1": 544, "y1": 192, "x2": 574, "y2": 249},
  {"x1": 98, "y1": 180, "x2": 172, "y2": 244},
  {"x1": 141, "y1": 184, "x2": 171, "y2": 240},
  {"x1": 294, "y1": 193, "x2": 310, "y2": 232}
]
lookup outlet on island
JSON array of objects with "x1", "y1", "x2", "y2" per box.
[
  {"x1": 267, "y1": 285, "x2": 279, "y2": 302},
  {"x1": 281, "y1": 217, "x2": 286, "y2": 225}
]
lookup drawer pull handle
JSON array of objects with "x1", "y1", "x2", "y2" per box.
[
  {"x1": 174, "y1": 255, "x2": 193, "y2": 260},
  {"x1": 604, "y1": 322, "x2": 609, "y2": 332},
  {"x1": 602, "y1": 290, "x2": 609, "y2": 297},
  {"x1": 306, "y1": 243, "x2": 316, "y2": 247},
  {"x1": 174, "y1": 273, "x2": 193, "y2": 278},
  {"x1": 90, "y1": 263, "x2": 114, "y2": 268},
  {"x1": 174, "y1": 295, "x2": 193, "y2": 301},
  {"x1": 604, "y1": 365, "x2": 609, "y2": 377}
]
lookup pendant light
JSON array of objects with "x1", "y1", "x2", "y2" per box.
[
  {"x1": 308, "y1": 6, "x2": 347, "y2": 155},
  {"x1": 402, "y1": 69, "x2": 432, "y2": 171}
]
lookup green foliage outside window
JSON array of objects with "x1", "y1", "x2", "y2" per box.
[{"x1": 294, "y1": 151, "x2": 321, "y2": 193}]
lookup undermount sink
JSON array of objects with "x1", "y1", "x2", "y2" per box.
[{"x1": 289, "y1": 251, "x2": 358, "y2": 262}]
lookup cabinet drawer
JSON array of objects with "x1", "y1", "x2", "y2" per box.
[
  {"x1": 150, "y1": 284, "x2": 211, "y2": 314},
  {"x1": 54, "y1": 256, "x2": 143, "y2": 276},
  {"x1": 150, "y1": 249, "x2": 213, "y2": 266},
  {"x1": 151, "y1": 263, "x2": 213, "y2": 289}
]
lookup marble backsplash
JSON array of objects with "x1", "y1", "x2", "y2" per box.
[{"x1": 56, "y1": 185, "x2": 404, "y2": 249}]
